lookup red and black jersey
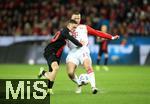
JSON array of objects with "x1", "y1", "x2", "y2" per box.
[
  {"x1": 44, "y1": 27, "x2": 82, "y2": 57},
  {"x1": 100, "y1": 40, "x2": 108, "y2": 51}
]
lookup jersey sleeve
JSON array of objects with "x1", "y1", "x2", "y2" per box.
[
  {"x1": 63, "y1": 31, "x2": 82, "y2": 47},
  {"x1": 86, "y1": 25, "x2": 113, "y2": 40}
]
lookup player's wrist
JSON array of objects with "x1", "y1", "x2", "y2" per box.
[
  {"x1": 111, "y1": 36, "x2": 115, "y2": 40},
  {"x1": 112, "y1": 35, "x2": 119, "y2": 40}
]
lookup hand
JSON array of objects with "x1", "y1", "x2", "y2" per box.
[
  {"x1": 80, "y1": 40, "x2": 86, "y2": 46},
  {"x1": 112, "y1": 35, "x2": 119, "y2": 40}
]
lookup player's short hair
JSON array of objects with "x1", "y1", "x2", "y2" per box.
[
  {"x1": 72, "y1": 10, "x2": 80, "y2": 15},
  {"x1": 68, "y1": 19, "x2": 78, "y2": 24}
]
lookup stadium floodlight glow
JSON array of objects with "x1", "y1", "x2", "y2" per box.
[{"x1": 28, "y1": 59, "x2": 35, "y2": 65}]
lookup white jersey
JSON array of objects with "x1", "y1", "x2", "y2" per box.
[
  {"x1": 67, "y1": 24, "x2": 89, "y2": 50},
  {"x1": 66, "y1": 24, "x2": 92, "y2": 65},
  {"x1": 66, "y1": 24, "x2": 113, "y2": 65}
]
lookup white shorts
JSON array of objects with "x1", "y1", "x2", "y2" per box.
[{"x1": 66, "y1": 46, "x2": 92, "y2": 66}]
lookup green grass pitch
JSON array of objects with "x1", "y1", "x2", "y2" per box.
[{"x1": 0, "y1": 64, "x2": 150, "y2": 104}]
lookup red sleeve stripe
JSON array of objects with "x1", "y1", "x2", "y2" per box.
[{"x1": 56, "y1": 45, "x2": 65, "y2": 57}]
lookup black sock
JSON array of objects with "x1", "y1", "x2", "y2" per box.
[
  {"x1": 104, "y1": 58, "x2": 108, "y2": 65},
  {"x1": 42, "y1": 70, "x2": 46, "y2": 76},
  {"x1": 48, "y1": 80, "x2": 54, "y2": 89},
  {"x1": 97, "y1": 59, "x2": 100, "y2": 65}
]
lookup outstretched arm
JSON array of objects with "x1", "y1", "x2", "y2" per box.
[
  {"x1": 86, "y1": 25, "x2": 119, "y2": 40},
  {"x1": 64, "y1": 31, "x2": 83, "y2": 47}
]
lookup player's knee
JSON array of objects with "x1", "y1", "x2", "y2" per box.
[
  {"x1": 104, "y1": 54, "x2": 108, "y2": 58},
  {"x1": 98, "y1": 56, "x2": 101, "y2": 59},
  {"x1": 83, "y1": 61, "x2": 93, "y2": 71},
  {"x1": 83, "y1": 62, "x2": 91, "y2": 70}
]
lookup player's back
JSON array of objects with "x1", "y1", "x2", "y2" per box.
[{"x1": 44, "y1": 29, "x2": 67, "y2": 57}]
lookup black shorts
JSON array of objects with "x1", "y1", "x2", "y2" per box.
[
  {"x1": 98, "y1": 49, "x2": 108, "y2": 56},
  {"x1": 44, "y1": 52, "x2": 60, "y2": 72}
]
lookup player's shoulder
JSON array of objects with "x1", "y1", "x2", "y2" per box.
[
  {"x1": 61, "y1": 27, "x2": 69, "y2": 32},
  {"x1": 61, "y1": 27, "x2": 69, "y2": 35},
  {"x1": 77, "y1": 24, "x2": 87, "y2": 30}
]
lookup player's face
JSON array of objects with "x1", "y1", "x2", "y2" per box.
[
  {"x1": 71, "y1": 14, "x2": 81, "y2": 24},
  {"x1": 70, "y1": 23, "x2": 77, "y2": 32},
  {"x1": 101, "y1": 25, "x2": 108, "y2": 32}
]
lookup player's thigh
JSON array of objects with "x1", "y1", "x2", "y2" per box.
[
  {"x1": 79, "y1": 49, "x2": 92, "y2": 67},
  {"x1": 44, "y1": 53, "x2": 60, "y2": 72},
  {"x1": 98, "y1": 49, "x2": 104, "y2": 57},
  {"x1": 66, "y1": 52, "x2": 79, "y2": 66},
  {"x1": 82, "y1": 57, "x2": 92, "y2": 69}
]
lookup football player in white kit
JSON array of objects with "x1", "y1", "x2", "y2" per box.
[{"x1": 66, "y1": 11, "x2": 119, "y2": 94}]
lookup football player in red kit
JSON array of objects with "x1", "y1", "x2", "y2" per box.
[
  {"x1": 96, "y1": 25, "x2": 110, "y2": 71},
  {"x1": 38, "y1": 20, "x2": 83, "y2": 94}
]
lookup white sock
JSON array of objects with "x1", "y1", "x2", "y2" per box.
[
  {"x1": 72, "y1": 74, "x2": 81, "y2": 85},
  {"x1": 87, "y1": 70, "x2": 96, "y2": 88}
]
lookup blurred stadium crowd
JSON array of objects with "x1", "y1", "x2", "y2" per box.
[{"x1": 0, "y1": 0, "x2": 149, "y2": 36}]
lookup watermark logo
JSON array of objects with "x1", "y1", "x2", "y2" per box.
[{"x1": 0, "y1": 79, "x2": 50, "y2": 104}]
